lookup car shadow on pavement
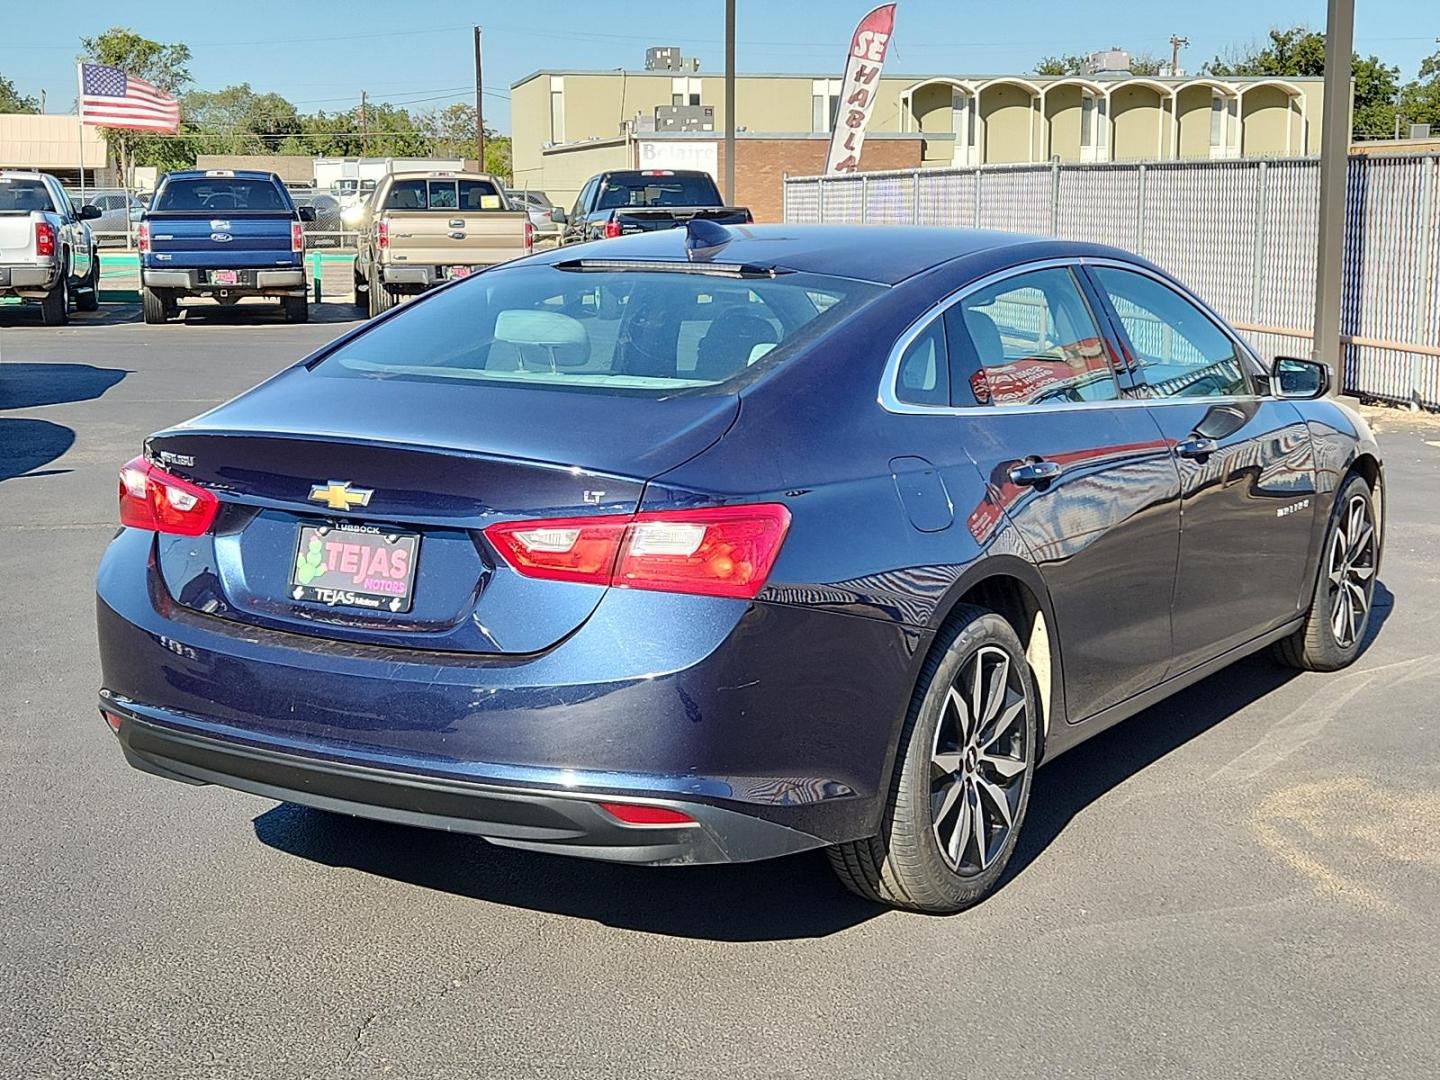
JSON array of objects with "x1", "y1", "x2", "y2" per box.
[
  {"x1": 252, "y1": 803, "x2": 883, "y2": 941},
  {"x1": 253, "y1": 583, "x2": 1393, "y2": 937},
  {"x1": 0, "y1": 363, "x2": 128, "y2": 410},
  {"x1": 165, "y1": 301, "x2": 361, "y2": 326},
  {"x1": 0, "y1": 418, "x2": 76, "y2": 483}
]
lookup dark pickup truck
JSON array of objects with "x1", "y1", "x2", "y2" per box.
[
  {"x1": 139, "y1": 169, "x2": 315, "y2": 324},
  {"x1": 554, "y1": 170, "x2": 750, "y2": 245}
]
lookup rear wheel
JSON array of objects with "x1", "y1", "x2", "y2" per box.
[
  {"x1": 367, "y1": 267, "x2": 394, "y2": 318},
  {"x1": 1274, "y1": 472, "x2": 1380, "y2": 671},
  {"x1": 76, "y1": 253, "x2": 100, "y2": 312},
  {"x1": 829, "y1": 604, "x2": 1038, "y2": 913},
  {"x1": 282, "y1": 294, "x2": 309, "y2": 323},
  {"x1": 142, "y1": 286, "x2": 169, "y2": 324},
  {"x1": 40, "y1": 261, "x2": 69, "y2": 326},
  {"x1": 353, "y1": 260, "x2": 368, "y2": 310}
]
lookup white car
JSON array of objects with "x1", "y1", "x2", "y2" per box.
[{"x1": 0, "y1": 171, "x2": 101, "y2": 325}]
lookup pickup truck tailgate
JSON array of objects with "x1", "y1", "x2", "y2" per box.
[
  {"x1": 0, "y1": 214, "x2": 37, "y2": 261},
  {"x1": 384, "y1": 210, "x2": 529, "y2": 267},
  {"x1": 147, "y1": 215, "x2": 296, "y2": 269}
]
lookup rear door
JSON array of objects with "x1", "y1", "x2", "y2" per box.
[
  {"x1": 917, "y1": 264, "x2": 1182, "y2": 723},
  {"x1": 1084, "y1": 263, "x2": 1317, "y2": 674}
]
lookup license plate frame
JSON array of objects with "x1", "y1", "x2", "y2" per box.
[
  {"x1": 210, "y1": 269, "x2": 239, "y2": 286},
  {"x1": 290, "y1": 524, "x2": 421, "y2": 613}
]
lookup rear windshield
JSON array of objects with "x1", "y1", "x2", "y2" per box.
[
  {"x1": 154, "y1": 178, "x2": 290, "y2": 213},
  {"x1": 597, "y1": 175, "x2": 721, "y2": 210},
  {"x1": 314, "y1": 266, "x2": 883, "y2": 394},
  {"x1": 384, "y1": 179, "x2": 504, "y2": 211},
  {"x1": 0, "y1": 178, "x2": 57, "y2": 214}
]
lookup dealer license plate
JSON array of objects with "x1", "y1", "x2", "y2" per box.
[
  {"x1": 290, "y1": 524, "x2": 420, "y2": 613},
  {"x1": 211, "y1": 270, "x2": 239, "y2": 285}
]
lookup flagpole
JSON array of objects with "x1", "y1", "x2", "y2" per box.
[{"x1": 76, "y1": 63, "x2": 86, "y2": 201}]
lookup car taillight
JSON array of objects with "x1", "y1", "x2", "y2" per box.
[
  {"x1": 118, "y1": 456, "x2": 220, "y2": 536},
  {"x1": 524, "y1": 219, "x2": 533, "y2": 252},
  {"x1": 603, "y1": 216, "x2": 622, "y2": 239},
  {"x1": 291, "y1": 221, "x2": 304, "y2": 252},
  {"x1": 377, "y1": 221, "x2": 389, "y2": 250},
  {"x1": 35, "y1": 221, "x2": 55, "y2": 258},
  {"x1": 484, "y1": 504, "x2": 790, "y2": 599},
  {"x1": 137, "y1": 221, "x2": 150, "y2": 254}
]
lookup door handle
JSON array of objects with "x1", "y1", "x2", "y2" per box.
[
  {"x1": 1008, "y1": 459, "x2": 1062, "y2": 486},
  {"x1": 1175, "y1": 437, "x2": 1219, "y2": 460}
]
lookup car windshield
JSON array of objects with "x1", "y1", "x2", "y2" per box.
[
  {"x1": 0, "y1": 178, "x2": 56, "y2": 214},
  {"x1": 597, "y1": 175, "x2": 721, "y2": 210},
  {"x1": 155, "y1": 178, "x2": 288, "y2": 213},
  {"x1": 315, "y1": 266, "x2": 883, "y2": 395}
]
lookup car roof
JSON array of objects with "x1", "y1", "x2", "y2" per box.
[
  {"x1": 526, "y1": 224, "x2": 1141, "y2": 286},
  {"x1": 163, "y1": 170, "x2": 282, "y2": 182}
]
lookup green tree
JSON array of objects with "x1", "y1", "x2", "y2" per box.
[
  {"x1": 78, "y1": 27, "x2": 193, "y2": 181},
  {"x1": 1034, "y1": 54, "x2": 1087, "y2": 76},
  {"x1": 1129, "y1": 53, "x2": 1165, "y2": 77},
  {"x1": 416, "y1": 102, "x2": 511, "y2": 178},
  {"x1": 1395, "y1": 49, "x2": 1440, "y2": 133},
  {"x1": 0, "y1": 73, "x2": 40, "y2": 113},
  {"x1": 183, "y1": 83, "x2": 302, "y2": 153}
]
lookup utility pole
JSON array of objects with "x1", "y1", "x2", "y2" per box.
[
  {"x1": 474, "y1": 26, "x2": 486, "y2": 170},
  {"x1": 360, "y1": 90, "x2": 369, "y2": 156},
  {"x1": 1168, "y1": 35, "x2": 1189, "y2": 77},
  {"x1": 39, "y1": 89, "x2": 46, "y2": 113},
  {"x1": 1312, "y1": 0, "x2": 1354, "y2": 394},
  {"x1": 724, "y1": 0, "x2": 736, "y2": 204}
]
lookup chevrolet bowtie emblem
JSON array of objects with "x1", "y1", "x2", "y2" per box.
[{"x1": 308, "y1": 481, "x2": 373, "y2": 511}]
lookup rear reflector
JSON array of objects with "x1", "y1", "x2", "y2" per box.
[
  {"x1": 484, "y1": 504, "x2": 790, "y2": 599},
  {"x1": 118, "y1": 456, "x2": 220, "y2": 536},
  {"x1": 598, "y1": 802, "x2": 696, "y2": 826},
  {"x1": 102, "y1": 711, "x2": 123, "y2": 733}
]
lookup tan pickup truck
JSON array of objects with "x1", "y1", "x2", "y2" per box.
[{"x1": 352, "y1": 172, "x2": 532, "y2": 318}]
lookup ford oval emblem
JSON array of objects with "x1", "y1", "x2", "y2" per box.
[{"x1": 210, "y1": 232, "x2": 233, "y2": 243}]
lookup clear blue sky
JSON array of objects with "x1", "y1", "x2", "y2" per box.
[{"x1": 8, "y1": 0, "x2": 1439, "y2": 134}]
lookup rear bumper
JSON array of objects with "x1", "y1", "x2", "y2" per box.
[
  {"x1": 0, "y1": 262, "x2": 57, "y2": 293},
  {"x1": 380, "y1": 265, "x2": 492, "y2": 288},
  {"x1": 143, "y1": 268, "x2": 306, "y2": 295},
  {"x1": 106, "y1": 700, "x2": 827, "y2": 865}
]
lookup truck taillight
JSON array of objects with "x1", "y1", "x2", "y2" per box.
[
  {"x1": 603, "y1": 216, "x2": 622, "y2": 239},
  {"x1": 485, "y1": 504, "x2": 791, "y2": 600},
  {"x1": 137, "y1": 222, "x2": 150, "y2": 254},
  {"x1": 118, "y1": 456, "x2": 220, "y2": 537},
  {"x1": 743, "y1": 209, "x2": 754, "y2": 224},
  {"x1": 524, "y1": 220, "x2": 534, "y2": 252},
  {"x1": 34, "y1": 221, "x2": 55, "y2": 258},
  {"x1": 377, "y1": 221, "x2": 389, "y2": 250},
  {"x1": 291, "y1": 221, "x2": 304, "y2": 252}
]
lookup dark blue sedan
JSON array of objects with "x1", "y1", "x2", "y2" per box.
[{"x1": 97, "y1": 224, "x2": 1384, "y2": 912}]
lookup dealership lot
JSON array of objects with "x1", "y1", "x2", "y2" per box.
[{"x1": 2, "y1": 303, "x2": 1439, "y2": 1078}]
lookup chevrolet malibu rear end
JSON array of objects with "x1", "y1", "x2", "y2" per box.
[{"x1": 97, "y1": 237, "x2": 916, "y2": 869}]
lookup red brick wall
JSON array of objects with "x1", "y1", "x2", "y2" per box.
[{"x1": 714, "y1": 138, "x2": 924, "y2": 223}]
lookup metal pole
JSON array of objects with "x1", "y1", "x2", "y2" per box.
[
  {"x1": 76, "y1": 64, "x2": 86, "y2": 202},
  {"x1": 360, "y1": 90, "x2": 369, "y2": 156},
  {"x1": 474, "y1": 27, "x2": 486, "y2": 170},
  {"x1": 1312, "y1": 0, "x2": 1354, "y2": 394},
  {"x1": 724, "y1": 0, "x2": 736, "y2": 205}
]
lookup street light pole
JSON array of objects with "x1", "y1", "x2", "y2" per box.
[
  {"x1": 724, "y1": 0, "x2": 736, "y2": 205},
  {"x1": 1311, "y1": 0, "x2": 1354, "y2": 395}
]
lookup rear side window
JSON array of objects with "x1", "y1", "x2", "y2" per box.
[
  {"x1": 949, "y1": 267, "x2": 1120, "y2": 407},
  {"x1": 1090, "y1": 267, "x2": 1249, "y2": 398},
  {"x1": 315, "y1": 267, "x2": 884, "y2": 395},
  {"x1": 155, "y1": 178, "x2": 288, "y2": 213},
  {"x1": 596, "y1": 175, "x2": 721, "y2": 210},
  {"x1": 894, "y1": 320, "x2": 950, "y2": 407}
]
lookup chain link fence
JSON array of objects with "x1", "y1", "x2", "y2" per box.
[{"x1": 784, "y1": 154, "x2": 1440, "y2": 410}]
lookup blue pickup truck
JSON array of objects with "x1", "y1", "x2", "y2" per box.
[{"x1": 138, "y1": 170, "x2": 315, "y2": 324}]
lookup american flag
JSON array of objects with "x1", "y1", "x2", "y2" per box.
[{"x1": 79, "y1": 63, "x2": 181, "y2": 133}]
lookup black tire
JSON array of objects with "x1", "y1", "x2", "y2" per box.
[
  {"x1": 282, "y1": 294, "x2": 309, "y2": 323},
  {"x1": 142, "y1": 286, "x2": 169, "y2": 325},
  {"x1": 76, "y1": 253, "x2": 100, "y2": 312},
  {"x1": 367, "y1": 267, "x2": 394, "y2": 319},
  {"x1": 40, "y1": 261, "x2": 69, "y2": 326},
  {"x1": 1273, "y1": 472, "x2": 1381, "y2": 671},
  {"x1": 352, "y1": 260, "x2": 368, "y2": 310},
  {"x1": 829, "y1": 604, "x2": 1039, "y2": 913}
]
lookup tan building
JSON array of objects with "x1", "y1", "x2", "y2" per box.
[
  {"x1": 511, "y1": 68, "x2": 1330, "y2": 210},
  {"x1": 0, "y1": 113, "x2": 108, "y2": 185}
]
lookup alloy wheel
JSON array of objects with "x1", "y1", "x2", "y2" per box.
[
  {"x1": 1327, "y1": 494, "x2": 1377, "y2": 649},
  {"x1": 930, "y1": 644, "x2": 1029, "y2": 875}
]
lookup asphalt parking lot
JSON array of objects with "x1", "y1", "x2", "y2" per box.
[{"x1": 2, "y1": 300, "x2": 1438, "y2": 1079}]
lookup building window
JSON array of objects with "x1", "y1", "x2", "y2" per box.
[
  {"x1": 812, "y1": 79, "x2": 842, "y2": 132},
  {"x1": 549, "y1": 76, "x2": 565, "y2": 143}
]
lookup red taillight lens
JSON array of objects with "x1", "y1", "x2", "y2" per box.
[
  {"x1": 118, "y1": 456, "x2": 220, "y2": 536},
  {"x1": 603, "y1": 216, "x2": 622, "y2": 239},
  {"x1": 377, "y1": 221, "x2": 389, "y2": 250},
  {"x1": 598, "y1": 802, "x2": 696, "y2": 826},
  {"x1": 291, "y1": 221, "x2": 304, "y2": 252},
  {"x1": 35, "y1": 221, "x2": 56, "y2": 258},
  {"x1": 137, "y1": 221, "x2": 150, "y2": 254},
  {"x1": 484, "y1": 504, "x2": 790, "y2": 599},
  {"x1": 524, "y1": 219, "x2": 534, "y2": 252},
  {"x1": 743, "y1": 209, "x2": 754, "y2": 224}
]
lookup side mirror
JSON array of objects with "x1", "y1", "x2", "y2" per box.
[
  {"x1": 127, "y1": 206, "x2": 145, "y2": 222},
  {"x1": 78, "y1": 204, "x2": 102, "y2": 221},
  {"x1": 1272, "y1": 356, "x2": 1329, "y2": 400},
  {"x1": 549, "y1": 208, "x2": 567, "y2": 224},
  {"x1": 297, "y1": 206, "x2": 317, "y2": 223}
]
